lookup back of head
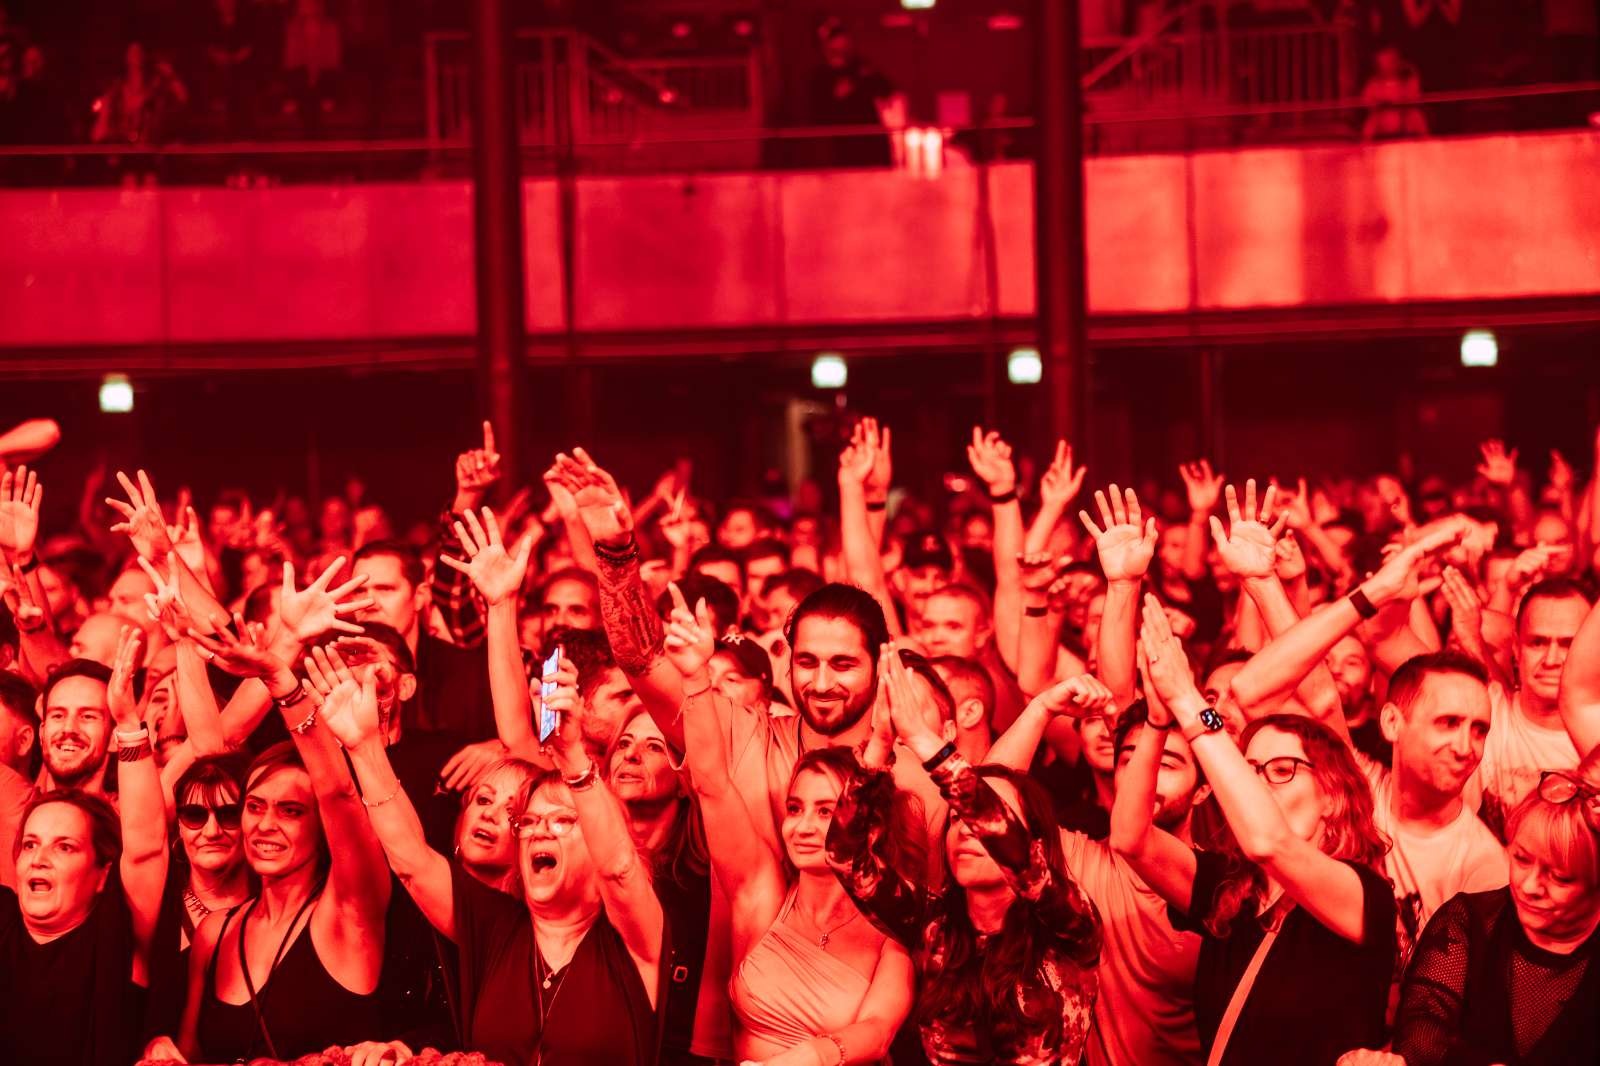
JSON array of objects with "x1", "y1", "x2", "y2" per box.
[
  {"x1": 930, "y1": 655, "x2": 994, "y2": 723},
  {"x1": 783, "y1": 583, "x2": 890, "y2": 668},
  {"x1": 0, "y1": 671, "x2": 38, "y2": 730}
]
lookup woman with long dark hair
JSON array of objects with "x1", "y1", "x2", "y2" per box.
[
  {"x1": 143, "y1": 621, "x2": 392, "y2": 1064},
  {"x1": 824, "y1": 650, "x2": 1104, "y2": 1064},
  {"x1": 1117, "y1": 595, "x2": 1395, "y2": 1066},
  {"x1": 663, "y1": 586, "x2": 915, "y2": 1066}
]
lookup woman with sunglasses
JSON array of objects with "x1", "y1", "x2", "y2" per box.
[
  {"x1": 1336, "y1": 760, "x2": 1600, "y2": 1066},
  {"x1": 144, "y1": 753, "x2": 254, "y2": 1040},
  {"x1": 326, "y1": 644, "x2": 666, "y2": 1065},
  {"x1": 1119, "y1": 596, "x2": 1395, "y2": 1066}
]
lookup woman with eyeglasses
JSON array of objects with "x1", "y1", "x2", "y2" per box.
[
  {"x1": 325, "y1": 642, "x2": 666, "y2": 1066},
  {"x1": 144, "y1": 753, "x2": 254, "y2": 1041},
  {"x1": 1336, "y1": 761, "x2": 1600, "y2": 1066},
  {"x1": 1117, "y1": 596, "x2": 1395, "y2": 1066}
]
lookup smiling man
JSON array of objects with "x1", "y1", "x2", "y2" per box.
[{"x1": 37, "y1": 660, "x2": 114, "y2": 796}]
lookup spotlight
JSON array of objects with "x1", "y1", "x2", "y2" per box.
[
  {"x1": 1460, "y1": 330, "x2": 1498, "y2": 368},
  {"x1": 1007, "y1": 347, "x2": 1043, "y2": 385},
  {"x1": 811, "y1": 354, "x2": 848, "y2": 389},
  {"x1": 100, "y1": 374, "x2": 134, "y2": 413},
  {"x1": 901, "y1": 0, "x2": 937, "y2": 9}
]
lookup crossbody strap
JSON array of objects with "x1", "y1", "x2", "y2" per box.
[{"x1": 1206, "y1": 899, "x2": 1294, "y2": 1066}]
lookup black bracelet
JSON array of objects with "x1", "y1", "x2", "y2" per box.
[
  {"x1": 865, "y1": 500, "x2": 888, "y2": 513},
  {"x1": 592, "y1": 534, "x2": 639, "y2": 563},
  {"x1": 1024, "y1": 604, "x2": 1050, "y2": 618},
  {"x1": 920, "y1": 741, "x2": 958, "y2": 772},
  {"x1": 988, "y1": 489, "x2": 1018, "y2": 506},
  {"x1": 1349, "y1": 587, "x2": 1379, "y2": 619}
]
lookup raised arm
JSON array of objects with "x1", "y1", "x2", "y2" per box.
[
  {"x1": 838, "y1": 424, "x2": 904, "y2": 639},
  {"x1": 0, "y1": 419, "x2": 60, "y2": 465},
  {"x1": 984, "y1": 674, "x2": 1115, "y2": 771},
  {"x1": 547, "y1": 449, "x2": 692, "y2": 754},
  {"x1": 108, "y1": 626, "x2": 170, "y2": 985},
  {"x1": 1108, "y1": 648, "x2": 1199, "y2": 910},
  {"x1": 1559, "y1": 592, "x2": 1600, "y2": 757},
  {"x1": 1177, "y1": 460, "x2": 1225, "y2": 581},
  {"x1": 106, "y1": 470, "x2": 228, "y2": 635},
  {"x1": 438, "y1": 508, "x2": 543, "y2": 760},
  {"x1": 1141, "y1": 595, "x2": 1369, "y2": 943},
  {"x1": 323, "y1": 661, "x2": 458, "y2": 940},
  {"x1": 967, "y1": 427, "x2": 1025, "y2": 667},
  {"x1": 140, "y1": 555, "x2": 226, "y2": 757},
  {"x1": 432, "y1": 422, "x2": 503, "y2": 647},
  {"x1": 542, "y1": 654, "x2": 665, "y2": 998},
  {"x1": 661, "y1": 583, "x2": 787, "y2": 949},
  {"x1": 1080, "y1": 485, "x2": 1158, "y2": 706}
]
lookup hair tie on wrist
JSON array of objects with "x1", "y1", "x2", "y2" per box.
[
  {"x1": 865, "y1": 500, "x2": 888, "y2": 513},
  {"x1": 988, "y1": 489, "x2": 1018, "y2": 505},
  {"x1": 1024, "y1": 604, "x2": 1049, "y2": 618}
]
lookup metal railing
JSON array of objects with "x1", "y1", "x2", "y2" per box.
[{"x1": 423, "y1": 29, "x2": 761, "y2": 149}]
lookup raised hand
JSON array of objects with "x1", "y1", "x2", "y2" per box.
[
  {"x1": 1031, "y1": 674, "x2": 1115, "y2": 719},
  {"x1": 278, "y1": 557, "x2": 372, "y2": 642},
  {"x1": 1360, "y1": 522, "x2": 1465, "y2": 605},
  {"x1": 662, "y1": 581, "x2": 716, "y2": 679},
  {"x1": 1178, "y1": 458, "x2": 1224, "y2": 515},
  {"x1": 316, "y1": 660, "x2": 381, "y2": 750},
  {"x1": 1019, "y1": 551, "x2": 1068, "y2": 595},
  {"x1": 836, "y1": 427, "x2": 877, "y2": 490},
  {"x1": 1138, "y1": 593, "x2": 1204, "y2": 710},
  {"x1": 966, "y1": 427, "x2": 1016, "y2": 497},
  {"x1": 1038, "y1": 440, "x2": 1086, "y2": 509},
  {"x1": 1274, "y1": 531, "x2": 1308, "y2": 583},
  {"x1": 1439, "y1": 565, "x2": 1485, "y2": 649},
  {"x1": 440, "y1": 507, "x2": 534, "y2": 606},
  {"x1": 2, "y1": 562, "x2": 46, "y2": 632},
  {"x1": 1209, "y1": 480, "x2": 1287, "y2": 580},
  {"x1": 1476, "y1": 439, "x2": 1518, "y2": 487},
  {"x1": 139, "y1": 554, "x2": 195, "y2": 640},
  {"x1": 165, "y1": 500, "x2": 209, "y2": 575},
  {"x1": 1078, "y1": 485, "x2": 1158, "y2": 582},
  {"x1": 0, "y1": 464, "x2": 42, "y2": 556},
  {"x1": 1548, "y1": 449, "x2": 1575, "y2": 494},
  {"x1": 861, "y1": 417, "x2": 893, "y2": 500},
  {"x1": 108, "y1": 625, "x2": 145, "y2": 730},
  {"x1": 454, "y1": 421, "x2": 502, "y2": 496},
  {"x1": 106, "y1": 469, "x2": 174, "y2": 560},
  {"x1": 545, "y1": 447, "x2": 632, "y2": 546},
  {"x1": 1505, "y1": 542, "x2": 1571, "y2": 590},
  {"x1": 879, "y1": 644, "x2": 942, "y2": 746},
  {"x1": 1275, "y1": 477, "x2": 1315, "y2": 531},
  {"x1": 539, "y1": 654, "x2": 584, "y2": 763},
  {"x1": 189, "y1": 615, "x2": 285, "y2": 679}
]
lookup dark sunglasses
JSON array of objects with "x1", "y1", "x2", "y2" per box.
[{"x1": 176, "y1": 803, "x2": 243, "y2": 831}]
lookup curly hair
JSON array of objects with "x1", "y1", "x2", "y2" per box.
[{"x1": 1201, "y1": 714, "x2": 1388, "y2": 939}]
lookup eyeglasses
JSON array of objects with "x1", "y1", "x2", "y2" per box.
[
  {"x1": 510, "y1": 811, "x2": 579, "y2": 838},
  {"x1": 1251, "y1": 756, "x2": 1315, "y2": 785},
  {"x1": 176, "y1": 803, "x2": 242, "y2": 831},
  {"x1": 1537, "y1": 771, "x2": 1600, "y2": 831}
]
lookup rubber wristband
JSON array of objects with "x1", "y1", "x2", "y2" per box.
[
  {"x1": 920, "y1": 741, "x2": 958, "y2": 772},
  {"x1": 1024, "y1": 604, "x2": 1049, "y2": 618},
  {"x1": 988, "y1": 489, "x2": 1018, "y2": 505},
  {"x1": 865, "y1": 500, "x2": 888, "y2": 513},
  {"x1": 117, "y1": 741, "x2": 153, "y2": 763},
  {"x1": 1349, "y1": 587, "x2": 1379, "y2": 619}
]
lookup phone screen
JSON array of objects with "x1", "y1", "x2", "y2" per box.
[{"x1": 537, "y1": 647, "x2": 562, "y2": 742}]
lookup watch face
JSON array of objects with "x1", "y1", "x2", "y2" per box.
[{"x1": 1199, "y1": 706, "x2": 1225, "y2": 732}]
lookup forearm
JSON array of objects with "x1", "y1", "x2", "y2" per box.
[
  {"x1": 1230, "y1": 597, "x2": 1360, "y2": 710},
  {"x1": 679, "y1": 679, "x2": 734, "y2": 795},
  {"x1": 839, "y1": 484, "x2": 900, "y2": 636},
  {"x1": 117, "y1": 739, "x2": 168, "y2": 864},
  {"x1": 984, "y1": 699, "x2": 1050, "y2": 770},
  {"x1": 1173, "y1": 694, "x2": 1292, "y2": 859},
  {"x1": 1240, "y1": 575, "x2": 1345, "y2": 728},
  {"x1": 348, "y1": 741, "x2": 455, "y2": 936},
  {"x1": 1298, "y1": 523, "x2": 1351, "y2": 584},
  {"x1": 826, "y1": 766, "x2": 925, "y2": 947},
  {"x1": 1559, "y1": 599, "x2": 1600, "y2": 755},
  {"x1": 991, "y1": 500, "x2": 1025, "y2": 667},
  {"x1": 0, "y1": 418, "x2": 60, "y2": 462},
  {"x1": 173, "y1": 640, "x2": 227, "y2": 754},
  {"x1": 1098, "y1": 581, "x2": 1140, "y2": 705},
  {"x1": 593, "y1": 546, "x2": 685, "y2": 750},
  {"x1": 1023, "y1": 498, "x2": 1068, "y2": 555},
  {"x1": 1107, "y1": 718, "x2": 1164, "y2": 856},
  {"x1": 485, "y1": 600, "x2": 537, "y2": 757},
  {"x1": 560, "y1": 511, "x2": 599, "y2": 574},
  {"x1": 173, "y1": 554, "x2": 226, "y2": 636},
  {"x1": 1180, "y1": 513, "x2": 1209, "y2": 580},
  {"x1": 14, "y1": 624, "x2": 68, "y2": 685},
  {"x1": 1015, "y1": 600, "x2": 1064, "y2": 697}
]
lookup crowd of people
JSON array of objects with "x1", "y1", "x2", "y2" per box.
[{"x1": 0, "y1": 407, "x2": 1598, "y2": 1066}]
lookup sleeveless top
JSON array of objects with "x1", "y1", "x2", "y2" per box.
[
  {"x1": 197, "y1": 900, "x2": 382, "y2": 1064},
  {"x1": 451, "y1": 864, "x2": 665, "y2": 1066},
  {"x1": 729, "y1": 890, "x2": 875, "y2": 1053}
]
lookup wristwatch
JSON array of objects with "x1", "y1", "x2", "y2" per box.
[{"x1": 1181, "y1": 705, "x2": 1226, "y2": 744}]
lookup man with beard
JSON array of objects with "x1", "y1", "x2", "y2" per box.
[
  {"x1": 36, "y1": 659, "x2": 113, "y2": 795},
  {"x1": 1329, "y1": 633, "x2": 1389, "y2": 763}
]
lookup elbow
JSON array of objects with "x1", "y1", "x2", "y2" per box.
[{"x1": 1235, "y1": 822, "x2": 1293, "y2": 865}]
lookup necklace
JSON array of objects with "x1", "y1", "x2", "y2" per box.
[
  {"x1": 798, "y1": 904, "x2": 859, "y2": 950},
  {"x1": 183, "y1": 885, "x2": 211, "y2": 920}
]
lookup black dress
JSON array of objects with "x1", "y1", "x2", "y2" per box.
[
  {"x1": 654, "y1": 864, "x2": 712, "y2": 1066},
  {"x1": 197, "y1": 900, "x2": 383, "y2": 1063},
  {"x1": 451, "y1": 865, "x2": 665, "y2": 1066},
  {"x1": 1392, "y1": 888, "x2": 1600, "y2": 1066},
  {"x1": 1170, "y1": 849, "x2": 1396, "y2": 1066},
  {"x1": 0, "y1": 871, "x2": 143, "y2": 1066}
]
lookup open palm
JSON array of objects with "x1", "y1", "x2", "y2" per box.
[{"x1": 0, "y1": 465, "x2": 40, "y2": 554}]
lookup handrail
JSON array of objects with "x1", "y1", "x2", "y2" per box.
[{"x1": 1081, "y1": 0, "x2": 1208, "y2": 90}]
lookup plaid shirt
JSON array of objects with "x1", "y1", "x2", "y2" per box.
[{"x1": 431, "y1": 510, "x2": 487, "y2": 647}]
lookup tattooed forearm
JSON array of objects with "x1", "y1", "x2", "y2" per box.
[{"x1": 595, "y1": 554, "x2": 665, "y2": 675}]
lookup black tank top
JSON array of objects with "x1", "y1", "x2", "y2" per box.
[{"x1": 197, "y1": 900, "x2": 383, "y2": 1063}]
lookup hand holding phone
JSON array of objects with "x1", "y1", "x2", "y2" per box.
[{"x1": 537, "y1": 646, "x2": 563, "y2": 742}]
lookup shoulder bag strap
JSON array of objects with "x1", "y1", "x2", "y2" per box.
[{"x1": 1206, "y1": 899, "x2": 1295, "y2": 1066}]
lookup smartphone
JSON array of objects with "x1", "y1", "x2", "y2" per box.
[{"x1": 537, "y1": 646, "x2": 562, "y2": 742}]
